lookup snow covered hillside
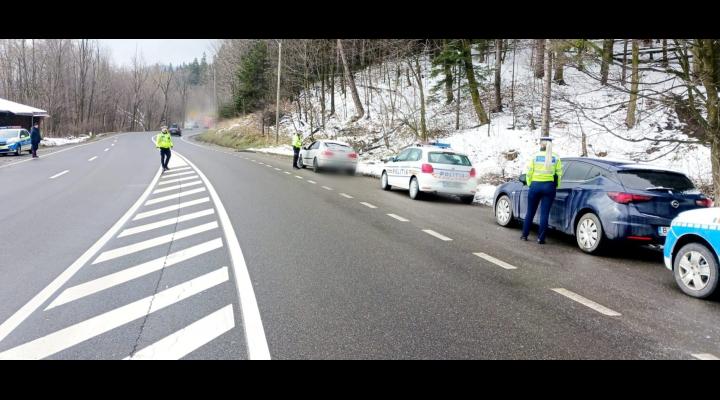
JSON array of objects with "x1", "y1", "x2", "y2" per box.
[{"x1": 243, "y1": 40, "x2": 713, "y2": 205}]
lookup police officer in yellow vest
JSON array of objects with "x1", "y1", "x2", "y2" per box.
[
  {"x1": 521, "y1": 136, "x2": 563, "y2": 244},
  {"x1": 156, "y1": 126, "x2": 174, "y2": 172},
  {"x1": 292, "y1": 132, "x2": 303, "y2": 169}
]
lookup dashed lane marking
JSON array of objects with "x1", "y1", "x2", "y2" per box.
[
  {"x1": 387, "y1": 214, "x2": 409, "y2": 222},
  {"x1": 474, "y1": 253, "x2": 517, "y2": 270},
  {"x1": 422, "y1": 229, "x2": 452, "y2": 241},
  {"x1": 551, "y1": 288, "x2": 621, "y2": 317}
]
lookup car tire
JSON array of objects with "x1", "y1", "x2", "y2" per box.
[
  {"x1": 494, "y1": 194, "x2": 515, "y2": 227},
  {"x1": 409, "y1": 177, "x2": 422, "y2": 200},
  {"x1": 460, "y1": 195, "x2": 475, "y2": 204},
  {"x1": 575, "y1": 212, "x2": 605, "y2": 254},
  {"x1": 313, "y1": 158, "x2": 321, "y2": 173},
  {"x1": 298, "y1": 157, "x2": 305, "y2": 169},
  {"x1": 381, "y1": 171, "x2": 391, "y2": 190},
  {"x1": 673, "y1": 242, "x2": 719, "y2": 299},
  {"x1": 15, "y1": 146, "x2": 21, "y2": 156}
]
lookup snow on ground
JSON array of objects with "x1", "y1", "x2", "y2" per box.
[
  {"x1": 245, "y1": 40, "x2": 714, "y2": 205},
  {"x1": 41, "y1": 135, "x2": 91, "y2": 147}
]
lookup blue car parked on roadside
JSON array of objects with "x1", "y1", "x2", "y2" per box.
[
  {"x1": 0, "y1": 127, "x2": 32, "y2": 156},
  {"x1": 493, "y1": 157, "x2": 713, "y2": 254},
  {"x1": 663, "y1": 208, "x2": 720, "y2": 299}
]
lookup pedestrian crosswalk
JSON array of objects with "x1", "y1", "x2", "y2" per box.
[{"x1": 0, "y1": 155, "x2": 248, "y2": 360}]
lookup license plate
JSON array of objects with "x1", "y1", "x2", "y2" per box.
[
  {"x1": 442, "y1": 181, "x2": 463, "y2": 188},
  {"x1": 658, "y1": 226, "x2": 669, "y2": 236}
]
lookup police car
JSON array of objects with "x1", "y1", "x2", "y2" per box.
[
  {"x1": 663, "y1": 207, "x2": 720, "y2": 299},
  {"x1": 0, "y1": 127, "x2": 32, "y2": 156},
  {"x1": 380, "y1": 142, "x2": 478, "y2": 203}
]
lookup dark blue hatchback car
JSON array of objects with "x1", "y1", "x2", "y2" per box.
[{"x1": 493, "y1": 157, "x2": 713, "y2": 253}]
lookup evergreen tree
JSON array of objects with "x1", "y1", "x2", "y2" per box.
[{"x1": 233, "y1": 41, "x2": 270, "y2": 114}]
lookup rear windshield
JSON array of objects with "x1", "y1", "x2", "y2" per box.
[
  {"x1": 617, "y1": 170, "x2": 695, "y2": 192},
  {"x1": 428, "y1": 152, "x2": 471, "y2": 166},
  {"x1": 325, "y1": 143, "x2": 352, "y2": 151}
]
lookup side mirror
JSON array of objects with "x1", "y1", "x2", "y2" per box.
[{"x1": 519, "y1": 174, "x2": 527, "y2": 186}]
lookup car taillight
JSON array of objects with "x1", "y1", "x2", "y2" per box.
[
  {"x1": 322, "y1": 150, "x2": 334, "y2": 157},
  {"x1": 696, "y1": 198, "x2": 714, "y2": 207},
  {"x1": 469, "y1": 168, "x2": 476, "y2": 178},
  {"x1": 421, "y1": 164, "x2": 434, "y2": 173},
  {"x1": 348, "y1": 153, "x2": 357, "y2": 159},
  {"x1": 607, "y1": 192, "x2": 653, "y2": 204}
]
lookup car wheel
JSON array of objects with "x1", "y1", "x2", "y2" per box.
[
  {"x1": 298, "y1": 156, "x2": 305, "y2": 169},
  {"x1": 576, "y1": 212, "x2": 604, "y2": 254},
  {"x1": 15, "y1": 146, "x2": 21, "y2": 156},
  {"x1": 313, "y1": 158, "x2": 321, "y2": 173},
  {"x1": 409, "y1": 177, "x2": 422, "y2": 200},
  {"x1": 381, "y1": 171, "x2": 391, "y2": 190},
  {"x1": 673, "y1": 243, "x2": 719, "y2": 299},
  {"x1": 494, "y1": 194, "x2": 514, "y2": 226}
]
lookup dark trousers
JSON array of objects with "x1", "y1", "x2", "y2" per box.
[
  {"x1": 31, "y1": 142, "x2": 39, "y2": 157},
  {"x1": 160, "y1": 148, "x2": 171, "y2": 169},
  {"x1": 292, "y1": 147, "x2": 300, "y2": 168},
  {"x1": 521, "y1": 181, "x2": 556, "y2": 241}
]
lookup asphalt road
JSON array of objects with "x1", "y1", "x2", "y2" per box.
[{"x1": 0, "y1": 129, "x2": 718, "y2": 359}]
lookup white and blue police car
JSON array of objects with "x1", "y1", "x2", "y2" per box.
[
  {"x1": 0, "y1": 127, "x2": 32, "y2": 156},
  {"x1": 664, "y1": 207, "x2": 720, "y2": 298}
]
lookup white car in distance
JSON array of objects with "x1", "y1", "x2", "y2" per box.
[
  {"x1": 380, "y1": 144, "x2": 478, "y2": 203},
  {"x1": 298, "y1": 140, "x2": 358, "y2": 174}
]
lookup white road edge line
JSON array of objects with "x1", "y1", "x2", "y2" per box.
[
  {"x1": 359, "y1": 202, "x2": 377, "y2": 209},
  {"x1": 692, "y1": 353, "x2": 720, "y2": 360},
  {"x1": 49, "y1": 170, "x2": 69, "y2": 179},
  {"x1": 0, "y1": 167, "x2": 163, "y2": 343},
  {"x1": 88, "y1": 156, "x2": 98, "y2": 162},
  {"x1": 124, "y1": 304, "x2": 235, "y2": 360},
  {"x1": 474, "y1": 253, "x2": 517, "y2": 270},
  {"x1": 387, "y1": 213, "x2": 409, "y2": 222},
  {"x1": 47, "y1": 238, "x2": 224, "y2": 310},
  {"x1": 93, "y1": 221, "x2": 218, "y2": 264},
  {"x1": 118, "y1": 208, "x2": 215, "y2": 237},
  {"x1": 339, "y1": 193, "x2": 353, "y2": 199},
  {"x1": 551, "y1": 288, "x2": 621, "y2": 317},
  {"x1": 174, "y1": 151, "x2": 271, "y2": 360},
  {"x1": 422, "y1": 229, "x2": 452, "y2": 241},
  {"x1": 0, "y1": 267, "x2": 229, "y2": 360}
]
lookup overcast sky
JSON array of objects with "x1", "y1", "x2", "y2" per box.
[{"x1": 98, "y1": 39, "x2": 218, "y2": 67}]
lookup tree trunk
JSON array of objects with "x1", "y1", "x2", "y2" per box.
[
  {"x1": 337, "y1": 39, "x2": 364, "y2": 122},
  {"x1": 493, "y1": 39, "x2": 503, "y2": 112},
  {"x1": 541, "y1": 39, "x2": 552, "y2": 137},
  {"x1": 600, "y1": 39, "x2": 614, "y2": 86},
  {"x1": 553, "y1": 46, "x2": 566, "y2": 85},
  {"x1": 534, "y1": 39, "x2": 545, "y2": 79},
  {"x1": 461, "y1": 40, "x2": 489, "y2": 125},
  {"x1": 626, "y1": 39, "x2": 640, "y2": 128},
  {"x1": 696, "y1": 39, "x2": 720, "y2": 200},
  {"x1": 443, "y1": 39, "x2": 454, "y2": 105},
  {"x1": 410, "y1": 56, "x2": 427, "y2": 141},
  {"x1": 661, "y1": 39, "x2": 669, "y2": 68},
  {"x1": 456, "y1": 64, "x2": 461, "y2": 130},
  {"x1": 621, "y1": 39, "x2": 629, "y2": 85}
]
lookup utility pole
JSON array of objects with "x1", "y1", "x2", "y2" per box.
[
  {"x1": 275, "y1": 39, "x2": 282, "y2": 144},
  {"x1": 213, "y1": 63, "x2": 218, "y2": 118}
]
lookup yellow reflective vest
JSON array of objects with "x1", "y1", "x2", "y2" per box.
[
  {"x1": 526, "y1": 151, "x2": 563, "y2": 187},
  {"x1": 292, "y1": 133, "x2": 302, "y2": 148},
  {"x1": 156, "y1": 132, "x2": 173, "y2": 149}
]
